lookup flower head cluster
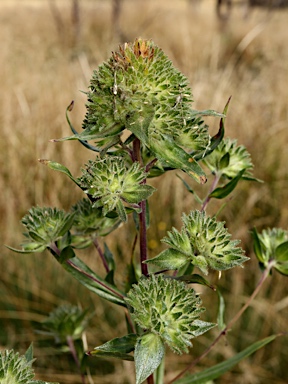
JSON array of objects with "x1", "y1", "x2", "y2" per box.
[
  {"x1": 125, "y1": 274, "x2": 215, "y2": 354},
  {"x1": 61, "y1": 38, "x2": 214, "y2": 183},
  {"x1": 41, "y1": 304, "x2": 89, "y2": 344},
  {"x1": 204, "y1": 138, "x2": 255, "y2": 179},
  {"x1": 252, "y1": 227, "x2": 288, "y2": 276},
  {"x1": 71, "y1": 198, "x2": 120, "y2": 236},
  {"x1": 147, "y1": 210, "x2": 249, "y2": 275},
  {"x1": 78, "y1": 156, "x2": 155, "y2": 222},
  {"x1": 8, "y1": 207, "x2": 75, "y2": 253},
  {"x1": 0, "y1": 348, "x2": 58, "y2": 384}
]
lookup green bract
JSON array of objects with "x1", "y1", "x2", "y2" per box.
[
  {"x1": 125, "y1": 274, "x2": 215, "y2": 354},
  {"x1": 146, "y1": 210, "x2": 249, "y2": 275},
  {"x1": 41, "y1": 304, "x2": 90, "y2": 344},
  {"x1": 0, "y1": 347, "x2": 58, "y2": 384},
  {"x1": 71, "y1": 198, "x2": 120, "y2": 236},
  {"x1": 77, "y1": 156, "x2": 155, "y2": 222},
  {"x1": 204, "y1": 138, "x2": 254, "y2": 180},
  {"x1": 252, "y1": 228, "x2": 288, "y2": 276}
]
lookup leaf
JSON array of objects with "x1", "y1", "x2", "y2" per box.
[
  {"x1": 189, "y1": 320, "x2": 217, "y2": 337},
  {"x1": 176, "y1": 174, "x2": 202, "y2": 204},
  {"x1": 174, "y1": 334, "x2": 279, "y2": 384},
  {"x1": 126, "y1": 102, "x2": 155, "y2": 146},
  {"x1": 88, "y1": 350, "x2": 134, "y2": 361},
  {"x1": 217, "y1": 289, "x2": 226, "y2": 331},
  {"x1": 59, "y1": 246, "x2": 76, "y2": 263},
  {"x1": 24, "y1": 343, "x2": 34, "y2": 363},
  {"x1": 145, "y1": 249, "x2": 189, "y2": 270},
  {"x1": 275, "y1": 241, "x2": 288, "y2": 261},
  {"x1": 57, "y1": 212, "x2": 76, "y2": 237},
  {"x1": 150, "y1": 134, "x2": 207, "y2": 184},
  {"x1": 5, "y1": 244, "x2": 46, "y2": 254},
  {"x1": 251, "y1": 228, "x2": 266, "y2": 264},
  {"x1": 172, "y1": 274, "x2": 215, "y2": 290},
  {"x1": 58, "y1": 256, "x2": 126, "y2": 306},
  {"x1": 209, "y1": 169, "x2": 245, "y2": 199},
  {"x1": 219, "y1": 152, "x2": 230, "y2": 170},
  {"x1": 194, "y1": 97, "x2": 230, "y2": 161},
  {"x1": 177, "y1": 261, "x2": 194, "y2": 276},
  {"x1": 104, "y1": 242, "x2": 116, "y2": 272},
  {"x1": 39, "y1": 160, "x2": 80, "y2": 187},
  {"x1": 91, "y1": 334, "x2": 137, "y2": 358},
  {"x1": 135, "y1": 333, "x2": 165, "y2": 384},
  {"x1": 190, "y1": 109, "x2": 225, "y2": 118},
  {"x1": 65, "y1": 101, "x2": 101, "y2": 152}
]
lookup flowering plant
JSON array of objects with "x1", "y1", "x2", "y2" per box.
[{"x1": 7, "y1": 38, "x2": 287, "y2": 384}]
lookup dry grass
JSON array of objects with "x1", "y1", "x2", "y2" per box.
[{"x1": 0, "y1": 0, "x2": 288, "y2": 383}]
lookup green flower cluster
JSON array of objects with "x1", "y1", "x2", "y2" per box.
[
  {"x1": 42, "y1": 304, "x2": 89, "y2": 344},
  {"x1": 147, "y1": 210, "x2": 249, "y2": 275},
  {"x1": 252, "y1": 228, "x2": 288, "y2": 276},
  {"x1": 61, "y1": 38, "x2": 215, "y2": 183},
  {"x1": 72, "y1": 198, "x2": 120, "y2": 236},
  {"x1": 78, "y1": 156, "x2": 155, "y2": 222},
  {"x1": 0, "y1": 347, "x2": 58, "y2": 384},
  {"x1": 125, "y1": 274, "x2": 215, "y2": 354},
  {"x1": 204, "y1": 138, "x2": 255, "y2": 179},
  {"x1": 7, "y1": 207, "x2": 75, "y2": 253}
]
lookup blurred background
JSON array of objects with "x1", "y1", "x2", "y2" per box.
[{"x1": 0, "y1": 0, "x2": 287, "y2": 383}]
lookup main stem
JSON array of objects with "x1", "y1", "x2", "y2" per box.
[
  {"x1": 133, "y1": 138, "x2": 149, "y2": 277},
  {"x1": 132, "y1": 141, "x2": 153, "y2": 383}
]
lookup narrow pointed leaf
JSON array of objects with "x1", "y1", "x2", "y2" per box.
[
  {"x1": 104, "y1": 242, "x2": 116, "y2": 272},
  {"x1": 88, "y1": 350, "x2": 134, "y2": 361},
  {"x1": 92, "y1": 334, "x2": 137, "y2": 355},
  {"x1": 135, "y1": 333, "x2": 165, "y2": 384},
  {"x1": 194, "y1": 97, "x2": 230, "y2": 161},
  {"x1": 6, "y1": 244, "x2": 46, "y2": 254},
  {"x1": 24, "y1": 343, "x2": 34, "y2": 363},
  {"x1": 190, "y1": 109, "x2": 225, "y2": 118},
  {"x1": 176, "y1": 174, "x2": 202, "y2": 204},
  {"x1": 217, "y1": 289, "x2": 226, "y2": 331},
  {"x1": 66, "y1": 101, "x2": 101, "y2": 152},
  {"x1": 39, "y1": 160, "x2": 80, "y2": 186},
  {"x1": 174, "y1": 334, "x2": 279, "y2": 384},
  {"x1": 57, "y1": 256, "x2": 126, "y2": 306},
  {"x1": 209, "y1": 169, "x2": 245, "y2": 199},
  {"x1": 251, "y1": 227, "x2": 266, "y2": 264}
]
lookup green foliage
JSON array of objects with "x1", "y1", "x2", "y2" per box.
[
  {"x1": 77, "y1": 156, "x2": 156, "y2": 222},
  {"x1": 147, "y1": 210, "x2": 249, "y2": 275},
  {"x1": 174, "y1": 335, "x2": 279, "y2": 384},
  {"x1": 71, "y1": 198, "x2": 120, "y2": 237},
  {"x1": 0, "y1": 345, "x2": 58, "y2": 384},
  {"x1": 125, "y1": 274, "x2": 215, "y2": 354},
  {"x1": 8, "y1": 37, "x2": 288, "y2": 383},
  {"x1": 204, "y1": 138, "x2": 255, "y2": 180},
  {"x1": 41, "y1": 304, "x2": 90, "y2": 344},
  {"x1": 252, "y1": 227, "x2": 288, "y2": 275}
]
